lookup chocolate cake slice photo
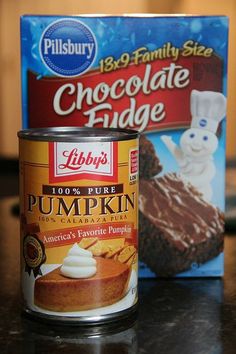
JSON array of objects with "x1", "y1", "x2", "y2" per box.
[
  {"x1": 139, "y1": 173, "x2": 224, "y2": 276},
  {"x1": 139, "y1": 134, "x2": 162, "y2": 179}
]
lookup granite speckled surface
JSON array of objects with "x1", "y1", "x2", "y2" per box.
[{"x1": 1, "y1": 172, "x2": 236, "y2": 354}]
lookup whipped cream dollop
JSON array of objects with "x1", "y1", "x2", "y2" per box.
[{"x1": 60, "y1": 243, "x2": 97, "y2": 279}]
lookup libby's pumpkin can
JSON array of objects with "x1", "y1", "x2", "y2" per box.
[{"x1": 18, "y1": 127, "x2": 139, "y2": 324}]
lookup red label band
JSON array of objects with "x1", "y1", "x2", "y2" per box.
[
  {"x1": 36, "y1": 222, "x2": 137, "y2": 248},
  {"x1": 28, "y1": 55, "x2": 222, "y2": 131}
]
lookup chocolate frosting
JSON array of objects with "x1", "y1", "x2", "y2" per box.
[{"x1": 139, "y1": 173, "x2": 224, "y2": 252}]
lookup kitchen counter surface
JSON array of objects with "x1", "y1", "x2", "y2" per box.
[{"x1": 1, "y1": 171, "x2": 236, "y2": 354}]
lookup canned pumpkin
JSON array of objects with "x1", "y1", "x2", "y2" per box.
[{"x1": 18, "y1": 127, "x2": 138, "y2": 323}]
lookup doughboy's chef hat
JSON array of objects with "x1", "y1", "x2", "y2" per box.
[{"x1": 190, "y1": 90, "x2": 227, "y2": 134}]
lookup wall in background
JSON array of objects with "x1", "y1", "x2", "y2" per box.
[{"x1": 0, "y1": 0, "x2": 235, "y2": 158}]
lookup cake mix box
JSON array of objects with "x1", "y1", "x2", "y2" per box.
[{"x1": 20, "y1": 15, "x2": 228, "y2": 277}]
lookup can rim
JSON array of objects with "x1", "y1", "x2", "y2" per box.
[
  {"x1": 18, "y1": 127, "x2": 139, "y2": 142},
  {"x1": 23, "y1": 303, "x2": 138, "y2": 327}
]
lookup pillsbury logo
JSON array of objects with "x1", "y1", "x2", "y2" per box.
[
  {"x1": 199, "y1": 118, "x2": 207, "y2": 128},
  {"x1": 39, "y1": 19, "x2": 97, "y2": 77}
]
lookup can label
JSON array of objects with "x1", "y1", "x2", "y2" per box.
[{"x1": 20, "y1": 137, "x2": 138, "y2": 317}]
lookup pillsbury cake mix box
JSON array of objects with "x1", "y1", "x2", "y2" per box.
[{"x1": 20, "y1": 15, "x2": 228, "y2": 277}]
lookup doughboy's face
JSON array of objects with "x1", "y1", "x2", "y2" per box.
[{"x1": 180, "y1": 128, "x2": 218, "y2": 158}]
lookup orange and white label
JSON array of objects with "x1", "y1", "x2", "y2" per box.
[{"x1": 19, "y1": 136, "x2": 138, "y2": 318}]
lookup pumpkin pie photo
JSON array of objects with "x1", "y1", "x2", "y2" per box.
[{"x1": 34, "y1": 243, "x2": 133, "y2": 312}]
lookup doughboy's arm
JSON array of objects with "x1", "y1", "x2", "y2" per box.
[{"x1": 161, "y1": 135, "x2": 185, "y2": 166}]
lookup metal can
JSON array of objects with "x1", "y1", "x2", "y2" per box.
[{"x1": 18, "y1": 127, "x2": 139, "y2": 324}]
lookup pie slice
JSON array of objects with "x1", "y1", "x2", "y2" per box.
[{"x1": 34, "y1": 257, "x2": 131, "y2": 312}]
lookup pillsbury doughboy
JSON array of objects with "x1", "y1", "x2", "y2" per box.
[{"x1": 161, "y1": 90, "x2": 227, "y2": 201}]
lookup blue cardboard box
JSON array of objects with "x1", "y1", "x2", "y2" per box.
[{"x1": 21, "y1": 15, "x2": 228, "y2": 277}]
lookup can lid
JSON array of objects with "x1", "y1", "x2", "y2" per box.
[{"x1": 18, "y1": 127, "x2": 139, "y2": 142}]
